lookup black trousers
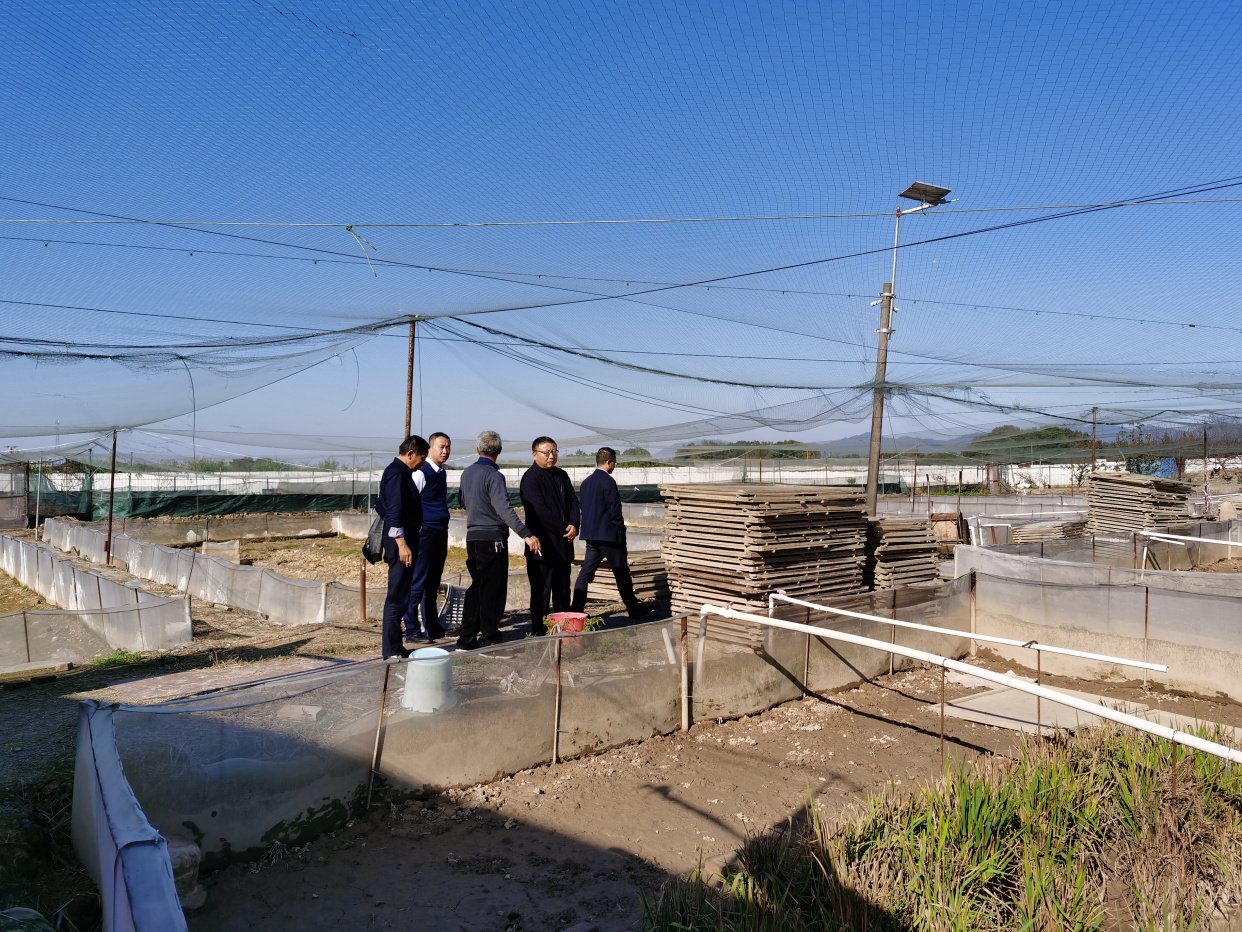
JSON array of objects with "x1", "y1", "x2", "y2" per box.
[
  {"x1": 526, "y1": 558, "x2": 571, "y2": 636},
  {"x1": 383, "y1": 549, "x2": 417, "y2": 658},
  {"x1": 571, "y1": 540, "x2": 639, "y2": 613},
  {"x1": 458, "y1": 540, "x2": 509, "y2": 648},
  {"x1": 406, "y1": 526, "x2": 448, "y2": 638}
]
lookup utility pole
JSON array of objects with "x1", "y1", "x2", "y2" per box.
[
  {"x1": 864, "y1": 280, "x2": 895, "y2": 515},
  {"x1": 105, "y1": 430, "x2": 117, "y2": 565},
  {"x1": 404, "y1": 318, "x2": 416, "y2": 440},
  {"x1": 1091, "y1": 407, "x2": 1097, "y2": 472},
  {"x1": 864, "y1": 182, "x2": 952, "y2": 515}
]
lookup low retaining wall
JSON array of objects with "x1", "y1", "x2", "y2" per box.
[
  {"x1": 0, "y1": 533, "x2": 190, "y2": 671},
  {"x1": 97, "y1": 580, "x2": 972, "y2": 881},
  {"x1": 973, "y1": 570, "x2": 1242, "y2": 702}
]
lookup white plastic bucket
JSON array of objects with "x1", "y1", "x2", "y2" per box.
[{"x1": 400, "y1": 647, "x2": 457, "y2": 713}]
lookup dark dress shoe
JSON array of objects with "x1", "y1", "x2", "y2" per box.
[{"x1": 628, "y1": 603, "x2": 654, "y2": 619}]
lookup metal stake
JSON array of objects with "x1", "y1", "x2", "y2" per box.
[
  {"x1": 1143, "y1": 586, "x2": 1150, "y2": 688},
  {"x1": 552, "y1": 638, "x2": 563, "y2": 764},
  {"x1": 360, "y1": 552, "x2": 367, "y2": 623},
  {"x1": 366, "y1": 661, "x2": 392, "y2": 810},
  {"x1": 940, "y1": 663, "x2": 946, "y2": 764},
  {"x1": 889, "y1": 589, "x2": 897, "y2": 676},
  {"x1": 680, "y1": 616, "x2": 690, "y2": 730},
  {"x1": 105, "y1": 430, "x2": 117, "y2": 564}
]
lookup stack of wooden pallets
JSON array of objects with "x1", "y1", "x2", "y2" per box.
[
  {"x1": 660, "y1": 483, "x2": 868, "y2": 644},
  {"x1": 866, "y1": 516, "x2": 939, "y2": 589},
  {"x1": 1086, "y1": 473, "x2": 1191, "y2": 534},
  {"x1": 582, "y1": 550, "x2": 670, "y2": 604},
  {"x1": 1010, "y1": 518, "x2": 1087, "y2": 543}
]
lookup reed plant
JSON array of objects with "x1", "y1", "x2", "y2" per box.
[{"x1": 643, "y1": 724, "x2": 1242, "y2": 931}]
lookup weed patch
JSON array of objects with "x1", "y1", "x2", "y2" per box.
[{"x1": 644, "y1": 725, "x2": 1242, "y2": 931}]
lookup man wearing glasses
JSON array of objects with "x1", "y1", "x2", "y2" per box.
[{"x1": 519, "y1": 437, "x2": 581, "y2": 636}]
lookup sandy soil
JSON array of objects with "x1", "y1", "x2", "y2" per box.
[{"x1": 184, "y1": 654, "x2": 1242, "y2": 932}]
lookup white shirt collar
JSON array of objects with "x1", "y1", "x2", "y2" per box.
[{"x1": 426, "y1": 460, "x2": 443, "y2": 473}]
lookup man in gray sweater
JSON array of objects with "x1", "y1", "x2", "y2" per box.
[{"x1": 456, "y1": 430, "x2": 540, "y2": 650}]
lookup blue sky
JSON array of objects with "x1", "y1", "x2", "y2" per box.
[{"x1": 3, "y1": 0, "x2": 1242, "y2": 459}]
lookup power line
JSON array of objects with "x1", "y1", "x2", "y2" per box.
[{"x1": 5, "y1": 198, "x2": 1242, "y2": 226}]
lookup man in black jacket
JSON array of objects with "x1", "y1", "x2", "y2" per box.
[
  {"x1": 571, "y1": 447, "x2": 649, "y2": 617},
  {"x1": 519, "y1": 437, "x2": 581, "y2": 636},
  {"x1": 376, "y1": 435, "x2": 429, "y2": 659}
]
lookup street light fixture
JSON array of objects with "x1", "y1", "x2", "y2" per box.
[{"x1": 864, "y1": 182, "x2": 954, "y2": 516}]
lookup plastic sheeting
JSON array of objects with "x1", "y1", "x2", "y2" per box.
[
  {"x1": 72, "y1": 702, "x2": 187, "y2": 932},
  {"x1": 44, "y1": 518, "x2": 385, "y2": 625},
  {"x1": 104, "y1": 579, "x2": 973, "y2": 873},
  {"x1": 974, "y1": 572, "x2": 1242, "y2": 700},
  {"x1": 0, "y1": 533, "x2": 190, "y2": 670}
]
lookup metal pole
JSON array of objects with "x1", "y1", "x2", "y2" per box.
[
  {"x1": 367, "y1": 452, "x2": 373, "y2": 513},
  {"x1": 1036, "y1": 649, "x2": 1041, "y2": 734},
  {"x1": 969, "y1": 570, "x2": 977, "y2": 656},
  {"x1": 910, "y1": 453, "x2": 918, "y2": 512},
  {"x1": 366, "y1": 661, "x2": 392, "y2": 810},
  {"x1": 1143, "y1": 585, "x2": 1150, "y2": 689},
  {"x1": 939, "y1": 663, "x2": 946, "y2": 764},
  {"x1": 405, "y1": 318, "x2": 416, "y2": 440},
  {"x1": 864, "y1": 195, "x2": 900, "y2": 516},
  {"x1": 552, "y1": 638, "x2": 563, "y2": 763},
  {"x1": 105, "y1": 430, "x2": 117, "y2": 565},
  {"x1": 957, "y1": 469, "x2": 963, "y2": 514},
  {"x1": 360, "y1": 552, "x2": 367, "y2": 623},
  {"x1": 889, "y1": 588, "x2": 897, "y2": 676},
  {"x1": 34, "y1": 458, "x2": 42, "y2": 532},
  {"x1": 680, "y1": 616, "x2": 690, "y2": 730},
  {"x1": 802, "y1": 606, "x2": 811, "y2": 693},
  {"x1": 1091, "y1": 407, "x2": 1097, "y2": 470}
]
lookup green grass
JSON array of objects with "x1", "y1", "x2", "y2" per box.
[
  {"x1": 89, "y1": 648, "x2": 142, "y2": 668},
  {"x1": 643, "y1": 725, "x2": 1242, "y2": 931}
]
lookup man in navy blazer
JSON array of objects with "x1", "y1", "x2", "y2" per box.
[
  {"x1": 571, "y1": 447, "x2": 650, "y2": 617},
  {"x1": 376, "y1": 435, "x2": 429, "y2": 658}
]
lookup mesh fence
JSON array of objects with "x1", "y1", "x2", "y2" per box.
[
  {"x1": 97, "y1": 578, "x2": 972, "y2": 877},
  {"x1": 43, "y1": 517, "x2": 385, "y2": 625},
  {"x1": 0, "y1": 532, "x2": 190, "y2": 669}
]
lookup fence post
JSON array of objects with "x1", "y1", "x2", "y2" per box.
[
  {"x1": 680, "y1": 616, "x2": 690, "y2": 731},
  {"x1": 969, "y1": 570, "x2": 977, "y2": 657},
  {"x1": 366, "y1": 662, "x2": 392, "y2": 810},
  {"x1": 889, "y1": 588, "x2": 897, "y2": 676},
  {"x1": 552, "y1": 639, "x2": 563, "y2": 764},
  {"x1": 1143, "y1": 585, "x2": 1150, "y2": 689},
  {"x1": 21, "y1": 611, "x2": 30, "y2": 664}
]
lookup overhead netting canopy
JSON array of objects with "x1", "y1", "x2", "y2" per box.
[{"x1": 3, "y1": 2, "x2": 1242, "y2": 460}]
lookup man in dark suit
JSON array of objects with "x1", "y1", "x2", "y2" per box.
[
  {"x1": 571, "y1": 447, "x2": 650, "y2": 617},
  {"x1": 519, "y1": 436, "x2": 581, "y2": 636},
  {"x1": 376, "y1": 435, "x2": 429, "y2": 659}
]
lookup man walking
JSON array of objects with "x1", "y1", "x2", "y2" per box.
[
  {"x1": 572, "y1": 447, "x2": 650, "y2": 618},
  {"x1": 457, "y1": 431, "x2": 540, "y2": 650},
  {"x1": 404, "y1": 431, "x2": 451, "y2": 643},
  {"x1": 520, "y1": 437, "x2": 581, "y2": 636},
  {"x1": 376, "y1": 435, "x2": 429, "y2": 659}
]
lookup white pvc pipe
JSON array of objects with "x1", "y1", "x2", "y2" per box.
[
  {"x1": 699, "y1": 603, "x2": 1242, "y2": 765},
  {"x1": 1139, "y1": 530, "x2": 1237, "y2": 548},
  {"x1": 768, "y1": 592, "x2": 1167, "y2": 673}
]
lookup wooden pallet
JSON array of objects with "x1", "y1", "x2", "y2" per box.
[
  {"x1": 660, "y1": 483, "x2": 869, "y2": 645},
  {"x1": 1085, "y1": 472, "x2": 1191, "y2": 534},
  {"x1": 865, "y1": 516, "x2": 939, "y2": 589}
]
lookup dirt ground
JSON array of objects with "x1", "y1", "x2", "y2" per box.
[
  {"x1": 241, "y1": 537, "x2": 525, "y2": 588},
  {"x1": 1199, "y1": 557, "x2": 1242, "y2": 574},
  {"x1": 184, "y1": 654, "x2": 1242, "y2": 932}
]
